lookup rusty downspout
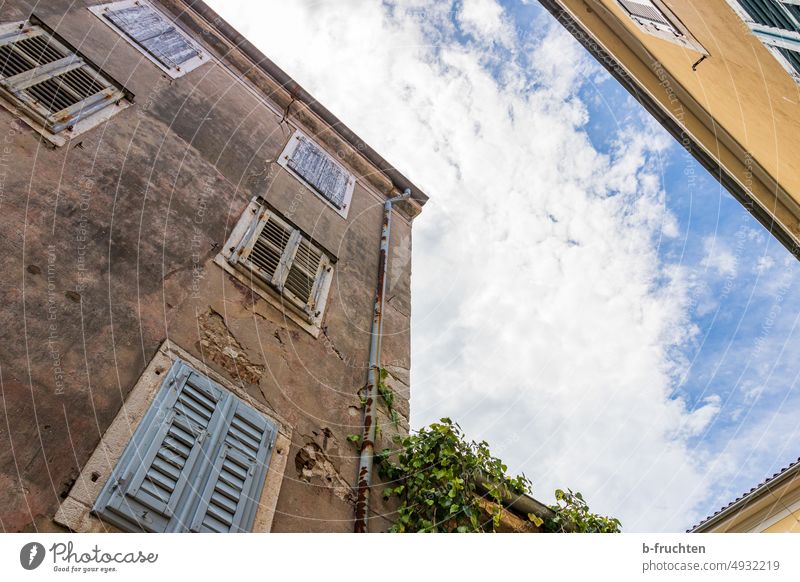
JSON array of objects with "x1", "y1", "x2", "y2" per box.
[{"x1": 354, "y1": 188, "x2": 411, "y2": 533}]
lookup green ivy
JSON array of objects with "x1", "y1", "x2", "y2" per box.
[
  {"x1": 545, "y1": 488, "x2": 622, "y2": 533},
  {"x1": 376, "y1": 418, "x2": 621, "y2": 533}
]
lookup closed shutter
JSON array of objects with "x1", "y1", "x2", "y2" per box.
[
  {"x1": 0, "y1": 24, "x2": 124, "y2": 133},
  {"x1": 93, "y1": 359, "x2": 278, "y2": 533},
  {"x1": 104, "y1": 4, "x2": 199, "y2": 69},
  {"x1": 93, "y1": 361, "x2": 227, "y2": 532},
  {"x1": 189, "y1": 400, "x2": 276, "y2": 532},
  {"x1": 288, "y1": 137, "x2": 351, "y2": 209}
]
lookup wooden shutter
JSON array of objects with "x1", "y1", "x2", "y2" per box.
[
  {"x1": 189, "y1": 400, "x2": 276, "y2": 532},
  {"x1": 283, "y1": 238, "x2": 329, "y2": 318},
  {"x1": 288, "y1": 137, "x2": 351, "y2": 209},
  {"x1": 93, "y1": 361, "x2": 227, "y2": 532},
  {"x1": 233, "y1": 206, "x2": 332, "y2": 321},
  {"x1": 236, "y1": 209, "x2": 299, "y2": 287},
  {"x1": 104, "y1": 4, "x2": 199, "y2": 69},
  {"x1": 93, "y1": 359, "x2": 278, "y2": 532},
  {"x1": 738, "y1": 0, "x2": 797, "y2": 28},
  {"x1": 618, "y1": 0, "x2": 674, "y2": 27},
  {"x1": 0, "y1": 24, "x2": 124, "y2": 133}
]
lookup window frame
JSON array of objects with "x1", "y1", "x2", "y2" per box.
[
  {"x1": 0, "y1": 17, "x2": 131, "y2": 145},
  {"x1": 88, "y1": 0, "x2": 209, "y2": 79},
  {"x1": 614, "y1": 0, "x2": 708, "y2": 54},
  {"x1": 277, "y1": 129, "x2": 357, "y2": 219},
  {"x1": 54, "y1": 342, "x2": 290, "y2": 533},
  {"x1": 215, "y1": 197, "x2": 336, "y2": 337}
]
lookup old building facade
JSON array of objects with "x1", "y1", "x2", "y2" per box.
[{"x1": 0, "y1": 0, "x2": 427, "y2": 532}]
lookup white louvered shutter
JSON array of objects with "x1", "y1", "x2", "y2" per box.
[
  {"x1": 618, "y1": 0, "x2": 677, "y2": 30},
  {"x1": 233, "y1": 208, "x2": 331, "y2": 322},
  {"x1": 189, "y1": 399, "x2": 276, "y2": 532},
  {"x1": 104, "y1": 4, "x2": 199, "y2": 70},
  {"x1": 288, "y1": 137, "x2": 351, "y2": 209},
  {"x1": 0, "y1": 23, "x2": 125, "y2": 133},
  {"x1": 283, "y1": 238, "x2": 329, "y2": 318},
  {"x1": 237, "y1": 210, "x2": 299, "y2": 287}
]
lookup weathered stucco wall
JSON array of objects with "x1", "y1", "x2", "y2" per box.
[{"x1": 0, "y1": 0, "x2": 418, "y2": 532}]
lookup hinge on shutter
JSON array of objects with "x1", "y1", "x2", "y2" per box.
[{"x1": 111, "y1": 471, "x2": 130, "y2": 490}]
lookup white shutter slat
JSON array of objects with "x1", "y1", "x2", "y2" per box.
[
  {"x1": 105, "y1": 4, "x2": 199, "y2": 68},
  {"x1": 139, "y1": 28, "x2": 198, "y2": 67},
  {"x1": 619, "y1": 0, "x2": 674, "y2": 27},
  {"x1": 283, "y1": 238, "x2": 325, "y2": 315},
  {"x1": 288, "y1": 138, "x2": 350, "y2": 209},
  {"x1": 245, "y1": 213, "x2": 295, "y2": 283}
]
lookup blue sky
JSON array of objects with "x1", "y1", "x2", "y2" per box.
[
  {"x1": 569, "y1": 7, "x2": 800, "y2": 524},
  {"x1": 208, "y1": 0, "x2": 800, "y2": 531}
]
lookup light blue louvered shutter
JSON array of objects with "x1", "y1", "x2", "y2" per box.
[
  {"x1": 104, "y1": 4, "x2": 199, "y2": 69},
  {"x1": 92, "y1": 360, "x2": 227, "y2": 532},
  {"x1": 189, "y1": 398, "x2": 276, "y2": 532},
  {"x1": 288, "y1": 137, "x2": 351, "y2": 209}
]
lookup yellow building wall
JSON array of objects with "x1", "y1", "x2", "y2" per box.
[{"x1": 762, "y1": 512, "x2": 800, "y2": 533}]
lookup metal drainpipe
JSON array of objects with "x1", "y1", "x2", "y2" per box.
[{"x1": 354, "y1": 188, "x2": 412, "y2": 533}]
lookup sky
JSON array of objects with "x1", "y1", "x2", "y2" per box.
[{"x1": 206, "y1": 0, "x2": 800, "y2": 532}]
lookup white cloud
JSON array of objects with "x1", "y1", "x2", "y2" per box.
[
  {"x1": 701, "y1": 237, "x2": 738, "y2": 278},
  {"x1": 456, "y1": 0, "x2": 515, "y2": 48},
  {"x1": 205, "y1": 0, "x2": 796, "y2": 532}
]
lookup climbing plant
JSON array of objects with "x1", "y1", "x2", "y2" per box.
[
  {"x1": 545, "y1": 488, "x2": 622, "y2": 533},
  {"x1": 375, "y1": 418, "x2": 621, "y2": 533}
]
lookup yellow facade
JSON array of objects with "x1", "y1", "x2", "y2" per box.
[{"x1": 541, "y1": 0, "x2": 800, "y2": 255}]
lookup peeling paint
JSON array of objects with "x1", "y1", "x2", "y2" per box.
[{"x1": 196, "y1": 309, "x2": 264, "y2": 385}]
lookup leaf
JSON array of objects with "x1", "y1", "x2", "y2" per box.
[{"x1": 528, "y1": 513, "x2": 544, "y2": 527}]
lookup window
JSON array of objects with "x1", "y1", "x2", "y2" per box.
[
  {"x1": 615, "y1": 0, "x2": 707, "y2": 52},
  {"x1": 92, "y1": 359, "x2": 277, "y2": 533},
  {"x1": 619, "y1": 0, "x2": 681, "y2": 35},
  {"x1": 278, "y1": 130, "x2": 356, "y2": 218},
  {"x1": 89, "y1": 0, "x2": 208, "y2": 78},
  {"x1": 0, "y1": 18, "x2": 129, "y2": 141},
  {"x1": 223, "y1": 199, "x2": 334, "y2": 330},
  {"x1": 728, "y1": 0, "x2": 800, "y2": 81}
]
